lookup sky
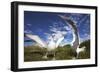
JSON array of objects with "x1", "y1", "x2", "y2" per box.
[{"x1": 24, "y1": 11, "x2": 90, "y2": 46}]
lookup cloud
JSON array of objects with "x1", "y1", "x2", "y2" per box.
[
  {"x1": 53, "y1": 31, "x2": 67, "y2": 41},
  {"x1": 64, "y1": 26, "x2": 71, "y2": 31},
  {"x1": 46, "y1": 25, "x2": 68, "y2": 43},
  {"x1": 24, "y1": 30, "x2": 32, "y2": 34},
  {"x1": 80, "y1": 33, "x2": 90, "y2": 43},
  {"x1": 44, "y1": 21, "x2": 73, "y2": 45},
  {"x1": 59, "y1": 39, "x2": 68, "y2": 46},
  {"x1": 84, "y1": 33, "x2": 90, "y2": 39},
  {"x1": 27, "y1": 24, "x2": 32, "y2": 26},
  {"x1": 50, "y1": 27, "x2": 58, "y2": 33}
]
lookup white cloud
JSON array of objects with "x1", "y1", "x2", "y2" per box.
[
  {"x1": 45, "y1": 22, "x2": 73, "y2": 45},
  {"x1": 27, "y1": 23, "x2": 32, "y2": 26},
  {"x1": 62, "y1": 31, "x2": 67, "y2": 35},
  {"x1": 53, "y1": 22, "x2": 58, "y2": 25},
  {"x1": 59, "y1": 39, "x2": 68, "y2": 47},
  {"x1": 24, "y1": 30, "x2": 32, "y2": 34},
  {"x1": 46, "y1": 25, "x2": 68, "y2": 43},
  {"x1": 50, "y1": 27, "x2": 58, "y2": 33},
  {"x1": 80, "y1": 33, "x2": 90, "y2": 43},
  {"x1": 84, "y1": 33, "x2": 90, "y2": 39},
  {"x1": 64, "y1": 26, "x2": 71, "y2": 31},
  {"x1": 53, "y1": 31, "x2": 64, "y2": 41}
]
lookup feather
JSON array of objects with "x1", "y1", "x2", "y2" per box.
[
  {"x1": 56, "y1": 37, "x2": 64, "y2": 48},
  {"x1": 26, "y1": 34, "x2": 47, "y2": 48}
]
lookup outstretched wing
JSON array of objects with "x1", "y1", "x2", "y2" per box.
[
  {"x1": 26, "y1": 34, "x2": 47, "y2": 48},
  {"x1": 56, "y1": 37, "x2": 64, "y2": 48},
  {"x1": 58, "y1": 15, "x2": 79, "y2": 49}
]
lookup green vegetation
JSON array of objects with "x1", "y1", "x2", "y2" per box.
[
  {"x1": 55, "y1": 45, "x2": 76, "y2": 60},
  {"x1": 24, "y1": 40, "x2": 90, "y2": 62},
  {"x1": 24, "y1": 46, "x2": 47, "y2": 61},
  {"x1": 78, "y1": 40, "x2": 90, "y2": 59}
]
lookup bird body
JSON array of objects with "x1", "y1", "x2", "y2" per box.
[
  {"x1": 59, "y1": 15, "x2": 86, "y2": 59},
  {"x1": 76, "y1": 46, "x2": 85, "y2": 54},
  {"x1": 47, "y1": 39, "x2": 56, "y2": 51},
  {"x1": 26, "y1": 34, "x2": 64, "y2": 50},
  {"x1": 58, "y1": 15, "x2": 79, "y2": 50},
  {"x1": 26, "y1": 34, "x2": 64, "y2": 60},
  {"x1": 76, "y1": 46, "x2": 86, "y2": 58}
]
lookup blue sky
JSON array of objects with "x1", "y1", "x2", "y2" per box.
[{"x1": 24, "y1": 11, "x2": 90, "y2": 46}]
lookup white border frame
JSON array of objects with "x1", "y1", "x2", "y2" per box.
[{"x1": 18, "y1": 5, "x2": 96, "y2": 69}]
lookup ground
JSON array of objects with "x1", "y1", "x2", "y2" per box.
[{"x1": 24, "y1": 40, "x2": 90, "y2": 62}]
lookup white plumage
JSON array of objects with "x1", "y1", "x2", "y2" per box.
[
  {"x1": 76, "y1": 46, "x2": 86, "y2": 58},
  {"x1": 58, "y1": 15, "x2": 86, "y2": 59},
  {"x1": 47, "y1": 38, "x2": 56, "y2": 51},
  {"x1": 76, "y1": 46, "x2": 85, "y2": 54},
  {"x1": 26, "y1": 34, "x2": 47, "y2": 48},
  {"x1": 26, "y1": 34, "x2": 64, "y2": 50},
  {"x1": 26, "y1": 34, "x2": 64, "y2": 60}
]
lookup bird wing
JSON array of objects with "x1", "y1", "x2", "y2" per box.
[
  {"x1": 58, "y1": 15, "x2": 79, "y2": 49},
  {"x1": 56, "y1": 37, "x2": 64, "y2": 48},
  {"x1": 26, "y1": 34, "x2": 47, "y2": 48}
]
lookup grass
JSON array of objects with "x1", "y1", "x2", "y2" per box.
[{"x1": 24, "y1": 40, "x2": 90, "y2": 62}]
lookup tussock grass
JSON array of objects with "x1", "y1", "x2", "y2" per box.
[{"x1": 24, "y1": 40, "x2": 90, "y2": 62}]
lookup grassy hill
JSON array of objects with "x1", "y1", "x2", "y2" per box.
[
  {"x1": 24, "y1": 40, "x2": 90, "y2": 62},
  {"x1": 78, "y1": 40, "x2": 90, "y2": 59}
]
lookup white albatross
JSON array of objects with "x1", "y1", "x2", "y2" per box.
[
  {"x1": 58, "y1": 15, "x2": 86, "y2": 59},
  {"x1": 76, "y1": 46, "x2": 86, "y2": 58},
  {"x1": 26, "y1": 34, "x2": 64, "y2": 60}
]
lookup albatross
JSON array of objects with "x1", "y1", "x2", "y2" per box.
[
  {"x1": 58, "y1": 15, "x2": 86, "y2": 58},
  {"x1": 25, "y1": 34, "x2": 64, "y2": 60}
]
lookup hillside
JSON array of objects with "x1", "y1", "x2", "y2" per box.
[{"x1": 24, "y1": 40, "x2": 90, "y2": 62}]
